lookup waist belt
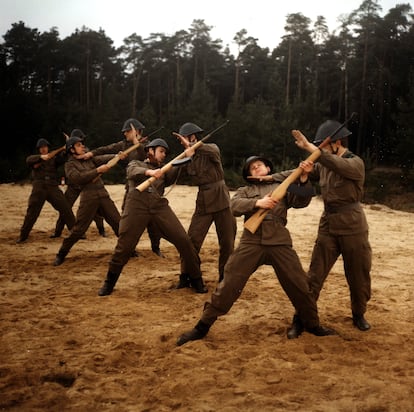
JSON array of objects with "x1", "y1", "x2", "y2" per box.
[
  {"x1": 264, "y1": 214, "x2": 286, "y2": 224},
  {"x1": 324, "y1": 202, "x2": 360, "y2": 214},
  {"x1": 199, "y1": 179, "x2": 225, "y2": 191},
  {"x1": 244, "y1": 213, "x2": 286, "y2": 225},
  {"x1": 83, "y1": 183, "x2": 104, "y2": 190},
  {"x1": 35, "y1": 176, "x2": 55, "y2": 181}
]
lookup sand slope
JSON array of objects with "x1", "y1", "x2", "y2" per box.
[{"x1": 1, "y1": 183, "x2": 413, "y2": 411}]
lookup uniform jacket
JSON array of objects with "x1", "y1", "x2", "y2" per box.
[
  {"x1": 184, "y1": 143, "x2": 230, "y2": 214},
  {"x1": 126, "y1": 160, "x2": 179, "y2": 197},
  {"x1": 311, "y1": 150, "x2": 369, "y2": 235},
  {"x1": 64, "y1": 155, "x2": 115, "y2": 200},
  {"x1": 232, "y1": 170, "x2": 312, "y2": 246},
  {"x1": 26, "y1": 153, "x2": 66, "y2": 185}
]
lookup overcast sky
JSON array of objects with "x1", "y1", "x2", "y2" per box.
[{"x1": 0, "y1": 0, "x2": 409, "y2": 53}]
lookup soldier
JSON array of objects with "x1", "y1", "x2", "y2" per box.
[
  {"x1": 16, "y1": 138, "x2": 75, "y2": 243},
  {"x1": 176, "y1": 155, "x2": 336, "y2": 346},
  {"x1": 81, "y1": 118, "x2": 163, "y2": 256},
  {"x1": 98, "y1": 138, "x2": 208, "y2": 296},
  {"x1": 53, "y1": 135, "x2": 121, "y2": 266},
  {"x1": 287, "y1": 120, "x2": 372, "y2": 337},
  {"x1": 50, "y1": 128, "x2": 105, "y2": 238},
  {"x1": 175, "y1": 122, "x2": 237, "y2": 285}
]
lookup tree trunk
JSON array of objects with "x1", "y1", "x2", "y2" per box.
[
  {"x1": 86, "y1": 48, "x2": 90, "y2": 112},
  {"x1": 286, "y1": 38, "x2": 292, "y2": 107},
  {"x1": 234, "y1": 57, "x2": 240, "y2": 105},
  {"x1": 357, "y1": 33, "x2": 369, "y2": 154}
]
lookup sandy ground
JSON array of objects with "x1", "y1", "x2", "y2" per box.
[{"x1": 1, "y1": 183, "x2": 413, "y2": 411}]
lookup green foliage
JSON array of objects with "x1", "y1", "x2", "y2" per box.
[{"x1": 1, "y1": 6, "x2": 414, "y2": 185}]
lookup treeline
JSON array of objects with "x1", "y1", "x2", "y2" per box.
[{"x1": 1, "y1": 0, "x2": 413, "y2": 185}]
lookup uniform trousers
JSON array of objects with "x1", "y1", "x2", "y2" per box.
[
  {"x1": 108, "y1": 192, "x2": 201, "y2": 278},
  {"x1": 200, "y1": 240, "x2": 320, "y2": 329},
  {"x1": 184, "y1": 207, "x2": 236, "y2": 278},
  {"x1": 20, "y1": 181, "x2": 75, "y2": 239},
  {"x1": 121, "y1": 187, "x2": 162, "y2": 252},
  {"x1": 54, "y1": 184, "x2": 104, "y2": 236},
  {"x1": 59, "y1": 194, "x2": 120, "y2": 254},
  {"x1": 308, "y1": 231, "x2": 372, "y2": 315}
]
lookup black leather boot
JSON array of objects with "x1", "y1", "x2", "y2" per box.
[
  {"x1": 306, "y1": 325, "x2": 337, "y2": 336},
  {"x1": 190, "y1": 277, "x2": 208, "y2": 294},
  {"x1": 98, "y1": 271, "x2": 120, "y2": 296},
  {"x1": 16, "y1": 233, "x2": 28, "y2": 243},
  {"x1": 175, "y1": 273, "x2": 191, "y2": 289},
  {"x1": 352, "y1": 313, "x2": 371, "y2": 331},
  {"x1": 287, "y1": 314, "x2": 304, "y2": 339},
  {"x1": 152, "y1": 247, "x2": 165, "y2": 258},
  {"x1": 53, "y1": 251, "x2": 67, "y2": 266},
  {"x1": 176, "y1": 320, "x2": 211, "y2": 346}
]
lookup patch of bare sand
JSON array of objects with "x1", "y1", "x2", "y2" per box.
[{"x1": 0, "y1": 183, "x2": 413, "y2": 411}]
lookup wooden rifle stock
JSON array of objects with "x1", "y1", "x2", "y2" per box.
[
  {"x1": 243, "y1": 134, "x2": 332, "y2": 234},
  {"x1": 99, "y1": 125, "x2": 163, "y2": 172},
  {"x1": 92, "y1": 126, "x2": 164, "y2": 182},
  {"x1": 107, "y1": 141, "x2": 142, "y2": 169},
  {"x1": 136, "y1": 120, "x2": 229, "y2": 192},
  {"x1": 92, "y1": 141, "x2": 142, "y2": 182}
]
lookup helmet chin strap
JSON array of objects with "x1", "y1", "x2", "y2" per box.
[{"x1": 329, "y1": 142, "x2": 339, "y2": 155}]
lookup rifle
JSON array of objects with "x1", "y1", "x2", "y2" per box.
[
  {"x1": 33, "y1": 144, "x2": 66, "y2": 169},
  {"x1": 244, "y1": 114, "x2": 356, "y2": 234},
  {"x1": 136, "y1": 120, "x2": 229, "y2": 192},
  {"x1": 93, "y1": 126, "x2": 164, "y2": 181}
]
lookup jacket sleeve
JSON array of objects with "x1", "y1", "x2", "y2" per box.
[
  {"x1": 195, "y1": 143, "x2": 221, "y2": 165},
  {"x1": 26, "y1": 154, "x2": 42, "y2": 168},
  {"x1": 286, "y1": 182, "x2": 313, "y2": 209},
  {"x1": 126, "y1": 160, "x2": 148, "y2": 181},
  {"x1": 230, "y1": 186, "x2": 258, "y2": 217},
  {"x1": 164, "y1": 167, "x2": 180, "y2": 187},
  {"x1": 271, "y1": 169, "x2": 294, "y2": 183},
  {"x1": 92, "y1": 154, "x2": 116, "y2": 166},
  {"x1": 65, "y1": 161, "x2": 99, "y2": 185},
  {"x1": 92, "y1": 141, "x2": 124, "y2": 156},
  {"x1": 318, "y1": 151, "x2": 365, "y2": 181}
]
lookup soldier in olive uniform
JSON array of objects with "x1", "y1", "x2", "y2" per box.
[
  {"x1": 16, "y1": 138, "x2": 75, "y2": 243},
  {"x1": 98, "y1": 138, "x2": 208, "y2": 296},
  {"x1": 177, "y1": 156, "x2": 335, "y2": 346},
  {"x1": 175, "y1": 122, "x2": 237, "y2": 285},
  {"x1": 287, "y1": 120, "x2": 372, "y2": 337},
  {"x1": 81, "y1": 118, "x2": 163, "y2": 256},
  {"x1": 51, "y1": 129, "x2": 105, "y2": 238},
  {"x1": 53, "y1": 136, "x2": 121, "y2": 266}
]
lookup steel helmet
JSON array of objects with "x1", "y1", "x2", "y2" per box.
[
  {"x1": 70, "y1": 128, "x2": 86, "y2": 139},
  {"x1": 179, "y1": 122, "x2": 204, "y2": 136},
  {"x1": 242, "y1": 156, "x2": 274, "y2": 181},
  {"x1": 66, "y1": 136, "x2": 84, "y2": 153},
  {"x1": 36, "y1": 138, "x2": 50, "y2": 148},
  {"x1": 145, "y1": 138, "x2": 169, "y2": 152},
  {"x1": 121, "y1": 118, "x2": 145, "y2": 132},
  {"x1": 313, "y1": 120, "x2": 352, "y2": 144}
]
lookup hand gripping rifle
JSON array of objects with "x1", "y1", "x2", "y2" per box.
[
  {"x1": 102, "y1": 125, "x2": 164, "y2": 171},
  {"x1": 136, "y1": 120, "x2": 229, "y2": 192},
  {"x1": 244, "y1": 113, "x2": 357, "y2": 234},
  {"x1": 33, "y1": 132, "x2": 69, "y2": 169},
  {"x1": 93, "y1": 125, "x2": 164, "y2": 181}
]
